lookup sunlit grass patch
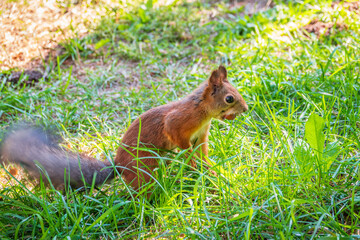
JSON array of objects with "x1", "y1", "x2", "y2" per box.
[{"x1": 1, "y1": 0, "x2": 360, "y2": 238}]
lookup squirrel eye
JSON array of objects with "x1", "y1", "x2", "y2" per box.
[{"x1": 225, "y1": 95, "x2": 234, "y2": 104}]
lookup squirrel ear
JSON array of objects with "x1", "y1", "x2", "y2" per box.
[
  {"x1": 218, "y1": 65, "x2": 227, "y2": 80},
  {"x1": 209, "y1": 69, "x2": 221, "y2": 86},
  {"x1": 208, "y1": 65, "x2": 227, "y2": 87}
]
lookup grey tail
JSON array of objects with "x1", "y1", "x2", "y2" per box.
[{"x1": 0, "y1": 125, "x2": 115, "y2": 189}]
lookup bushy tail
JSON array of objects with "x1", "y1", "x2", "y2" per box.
[{"x1": 0, "y1": 125, "x2": 115, "y2": 189}]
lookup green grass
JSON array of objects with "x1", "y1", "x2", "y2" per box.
[{"x1": 1, "y1": 0, "x2": 360, "y2": 238}]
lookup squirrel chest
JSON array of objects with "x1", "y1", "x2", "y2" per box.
[{"x1": 189, "y1": 120, "x2": 211, "y2": 144}]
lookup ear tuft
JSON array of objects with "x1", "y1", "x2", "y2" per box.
[
  {"x1": 218, "y1": 65, "x2": 227, "y2": 81},
  {"x1": 209, "y1": 69, "x2": 221, "y2": 86}
]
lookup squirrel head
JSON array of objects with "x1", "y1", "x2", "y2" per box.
[{"x1": 203, "y1": 65, "x2": 248, "y2": 120}]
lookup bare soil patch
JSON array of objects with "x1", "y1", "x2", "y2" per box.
[
  {"x1": 301, "y1": 1, "x2": 360, "y2": 38},
  {"x1": 0, "y1": 0, "x2": 121, "y2": 71},
  {"x1": 302, "y1": 19, "x2": 348, "y2": 37},
  {"x1": 332, "y1": 1, "x2": 360, "y2": 14},
  {"x1": 5, "y1": 70, "x2": 45, "y2": 85}
]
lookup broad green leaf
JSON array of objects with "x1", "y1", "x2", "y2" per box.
[
  {"x1": 323, "y1": 142, "x2": 340, "y2": 172},
  {"x1": 305, "y1": 113, "x2": 325, "y2": 155},
  {"x1": 293, "y1": 142, "x2": 314, "y2": 178}
]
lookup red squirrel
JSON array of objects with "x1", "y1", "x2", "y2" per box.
[{"x1": 0, "y1": 66, "x2": 248, "y2": 194}]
